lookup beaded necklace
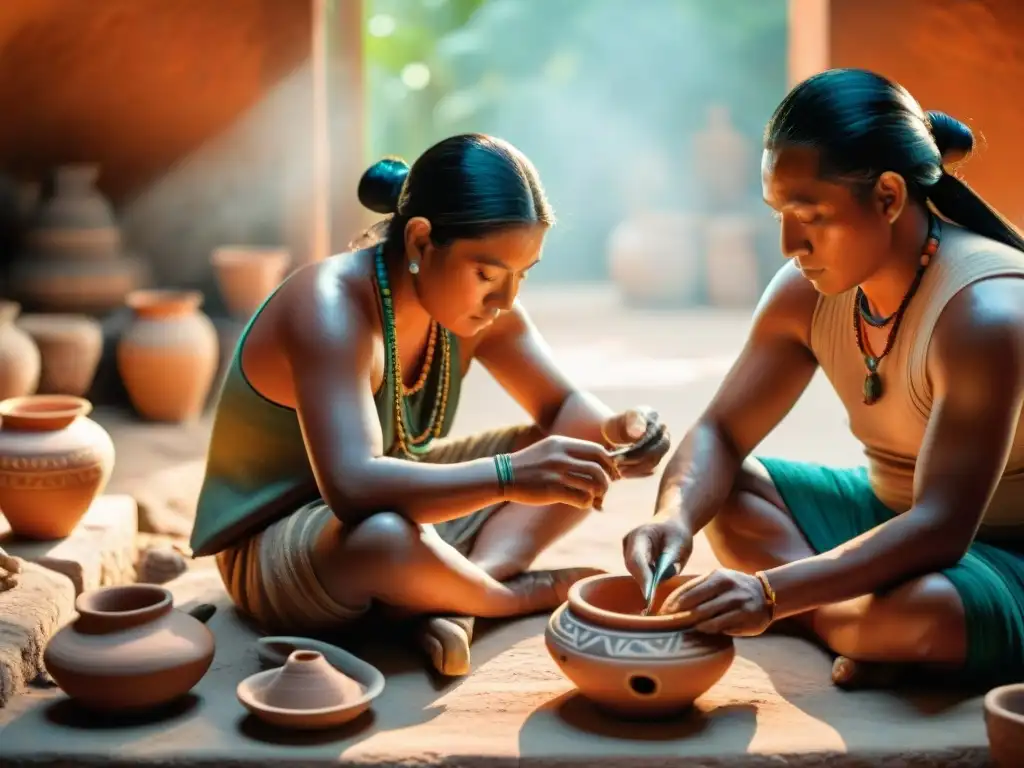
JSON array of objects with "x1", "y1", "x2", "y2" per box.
[
  {"x1": 853, "y1": 213, "x2": 941, "y2": 406},
  {"x1": 373, "y1": 246, "x2": 452, "y2": 458}
]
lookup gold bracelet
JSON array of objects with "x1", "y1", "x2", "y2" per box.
[{"x1": 754, "y1": 570, "x2": 778, "y2": 624}]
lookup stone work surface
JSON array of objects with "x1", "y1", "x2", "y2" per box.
[
  {"x1": 0, "y1": 560, "x2": 74, "y2": 708},
  {"x1": 0, "y1": 495, "x2": 139, "y2": 595}
]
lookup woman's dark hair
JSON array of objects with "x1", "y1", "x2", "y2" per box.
[
  {"x1": 353, "y1": 133, "x2": 554, "y2": 256},
  {"x1": 765, "y1": 68, "x2": 1024, "y2": 252}
]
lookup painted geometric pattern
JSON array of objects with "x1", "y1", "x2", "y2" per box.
[{"x1": 546, "y1": 605, "x2": 730, "y2": 661}]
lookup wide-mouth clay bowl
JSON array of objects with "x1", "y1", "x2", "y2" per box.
[
  {"x1": 985, "y1": 683, "x2": 1024, "y2": 767},
  {"x1": 545, "y1": 573, "x2": 735, "y2": 719},
  {"x1": 238, "y1": 638, "x2": 385, "y2": 731}
]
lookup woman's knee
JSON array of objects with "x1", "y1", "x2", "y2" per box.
[{"x1": 818, "y1": 575, "x2": 967, "y2": 664}]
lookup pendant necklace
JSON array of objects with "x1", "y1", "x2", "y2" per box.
[{"x1": 853, "y1": 214, "x2": 941, "y2": 406}]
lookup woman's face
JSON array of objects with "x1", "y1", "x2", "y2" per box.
[
  {"x1": 409, "y1": 221, "x2": 547, "y2": 337},
  {"x1": 761, "y1": 145, "x2": 898, "y2": 296}
]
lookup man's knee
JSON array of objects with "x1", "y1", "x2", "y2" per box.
[{"x1": 346, "y1": 511, "x2": 424, "y2": 559}]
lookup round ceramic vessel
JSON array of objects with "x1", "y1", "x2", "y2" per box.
[
  {"x1": 545, "y1": 573, "x2": 735, "y2": 718},
  {"x1": 44, "y1": 584, "x2": 215, "y2": 712},
  {"x1": 985, "y1": 683, "x2": 1024, "y2": 767},
  {"x1": 0, "y1": 395, "x2": 114, "y2": 539}
]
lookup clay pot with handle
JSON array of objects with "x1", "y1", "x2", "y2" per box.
[
  {"x1": 545, "y1": 573, "x2": 735, "y2": 719},
  {"x1": 44, "y1": 584, "x2": 215, "y2": 713},
  {"x1": 0, "y1": 395, "x2": 114, "y2": 539},
  {"x1": 117, "y1": 290, "x2": 218, "y2": 422}
]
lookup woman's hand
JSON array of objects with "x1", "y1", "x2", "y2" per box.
[
  {"x1": 658, "y1": 569, "x2": 773, "y2": 637},
  {"x1": 507, "y1": 436, "x2": 619, "y2": 511},
  {"x1": 602, "y1": 406, "x2": 671, "y2": 478}
]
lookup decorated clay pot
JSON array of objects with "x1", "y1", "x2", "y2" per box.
[
  {"x1": 985, "y1": 683, "x2": 1024, "y2": 767},
  {"x1": 0, "y1": 395, "x2": 114, "y2": 540},
  {"x1": 117, "y1": 290, "x2": 218, "y2": 422},
  {"x1": 44, "y1": 584, "x2": 215, "y2": 712},
  {"x1": 0, "y1": 301, "x2": 41, "y2": 401},
  {"x1": 211, "y1": 245, "x2": 290, "y2": 319},
  {"x1": 16, "y1": 314, "x2": 103, "y2": 396},
  {"x1": 545, "y1": 573, "x2": 735, "y2": 719},
  {"x1": 607, "y1": 212, "x2": 705, "y2": 307}
]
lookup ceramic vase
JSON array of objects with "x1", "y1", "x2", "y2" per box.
[
  {"x1": 16, "y1": 314, "x2": 103, "y2": 396},
  {"x1": 704, "y1": 214, "x2": 762, "y2": 307},
  {"x1": 607, "y1": 211, "x2": 705, "y2": 307},
  {"x1": 0, "y1": 395, "x2": 114, "y2": 539},
  {"x1": 985, "y1": 683, "x2": 1024, "y2": 767},
  {"x1": 692, "y1": 104, "x2": 752, "y2": 212},
  {"x1": 545, "y1": 573, "x2": 735, "y2": 719},
  {"x1": 117, "y1": 290, "x2": 218, "y2": 422},
  {"x1": 211, "y1": 245, "x2": 290, "y2": 319},
  {"x1": 0, "y1": 301, "x2": 41, "y2": 401},
  {"x1": 44, "y1": 584, "x2": 215, "y2": 712}
]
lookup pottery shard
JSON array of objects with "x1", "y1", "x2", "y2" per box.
[
  {"x1": 0, "y1": 494, "x2": 138, "y2": 595},
  {"x1": 0, "y1": 559, "x2": 75, "y2": 707}
]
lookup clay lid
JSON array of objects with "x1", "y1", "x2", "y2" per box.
[{"x1": 238, "y1": 650, "x2": 364, "y2": 714}]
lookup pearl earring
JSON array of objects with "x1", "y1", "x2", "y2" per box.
[{"x1": 409, "y1": 261, "x2": 420, "y2": 275}]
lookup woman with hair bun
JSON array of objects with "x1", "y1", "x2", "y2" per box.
[
  {"x1": 625, "y1": 68, "x2": 1024, "y2": 689},
  {"x1": 190, "y1": 133, "x2": 671, "y2": 676}
]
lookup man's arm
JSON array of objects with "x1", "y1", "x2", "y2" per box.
[{"x1": 765, "y1": 277, "x2": 1024, "y2": 618}]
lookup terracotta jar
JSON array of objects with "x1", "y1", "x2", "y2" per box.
[
  {"x1": 16, "y1": 314, "x2": 103, "y2": 396},
  {"x1": 607, "y1": 212, "x2": 705, "y2": 307},
  {"x1": 985, "y1": 683, "x2": 1024, "y2": 767},
  {"x1": 545, "y1": 573, "x2": 735, "y2": 719},
  {"x1": 704, "y1": 214, "x2": 762, "y2": 307},
  {"x1": 44, "y1": 584, "x2": 215, "y2": 713},
  {"x1": 0, "y1": 395, "x2": 114, "y2": 539},
  {"x1": 117, "y1": 290, "x2": 218, "y2": 422},
  {"x1": 0, "y1": 301, "x2": 41, "y2": 401},
  {"x1": 211, "y1": 245, "x2": 290, "y2": 319}
]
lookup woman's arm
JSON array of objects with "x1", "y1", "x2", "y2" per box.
[
  {"x1": 766, "y1": 278, "x2": 1024, "y2": 619},
  {"x1": 283, "y1": 269, "x2": 506, "y2": 526},
  {"x1": 472, "y1": 301, "x2": 613, "y2": 443}
]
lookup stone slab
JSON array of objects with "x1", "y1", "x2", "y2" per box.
[
  {"x1": 0, "y1": 495, "x2": 138, "y2": 595},
  {"x1": 0, "y1": 560, "x2": 74, "y2": 708}
]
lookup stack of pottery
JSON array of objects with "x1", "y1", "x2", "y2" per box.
[
  {"x1": 116, "y1": 290, "x2": 218, "y2": 422},
  {"x1": 545, "y1": 573, "x2": 735, "y2": 718},
  {"x1": 9, "y1": 164, "x2": 144, "y2": 315},
  {"x1": 0, "y1": 395, "x2": 114, "y2": 539},
  {"x1": 15, "y1": 314, "x2": 103, "y2": 397},
  {"x1": 211, "y1": 245, "x2": 290, "y2": 320},
  {"x1": 0, "y1": 301, "x2": 41, "y2": 400}
]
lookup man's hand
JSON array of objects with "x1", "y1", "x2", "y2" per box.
[{"x1": 622, "y1": 518, "x2": 693, "y2": 598}]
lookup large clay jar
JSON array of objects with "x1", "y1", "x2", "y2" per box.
[
  {"x1": 0, "y1": 395, "x2": 114, "y2": 539},
  {"x1": 44, "y1": 584, "x2": 215, "y2": 713},
  {"x1": 704, "y1": 214, "x2": 762, "y2": 307},
  {"x1": 985, "y1": 683, "x2": 1024, "y2": 767},
  {"x1": 117, "y1": 290, "x2": 218, "y2": 422},
  {"x1": 211, "y1": 245, "x2": 290, "y2": 319},
  {"x1": 0, "y1": 301, "x2": 41, "y2": 401},
  {"x1": 607, "y1": 211, "x2": 705, "y2": 308},
  {"x1": 16, "y1": 314, "x2": 103, "y2": 396},
  {"x1": 545, "y1": 573, "x2": 735, "y2": 719}
]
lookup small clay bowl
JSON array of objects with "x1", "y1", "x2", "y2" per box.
[
  {"x1": 237, "y1": 638, "x2": 384, "y2": 731},
  {"x1": 546, "y1": 573, "x2": 735, "y2": 719},
  {"x1": 985, "y1": 683, "x2": 1024, "y2": 767}
]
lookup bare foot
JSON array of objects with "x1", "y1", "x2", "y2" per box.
[
  {"x1": 831, "y1": 656, "x2": 906, "y2": 689},
  {"x1": 416, "y1": 615, "x2": 475, "y2": 677}
]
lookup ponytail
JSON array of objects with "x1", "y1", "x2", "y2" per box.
[{"x1": 927, "y1": 171, "x2": 1024, "y2": 253}]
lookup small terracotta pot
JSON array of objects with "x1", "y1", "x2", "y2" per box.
[
  {"x1": 0, "y1": 301, "x2": 41, "y2": 401},
  {"x1": 117, "y1": 290, "x2": 218, "y2": 422},
  {"x1": 44, "y1": 584, "x2": 215, "y2": 713},
  {"x1": 0, "y1": 395, "x2": 114, "y2": 539},
  {"x1": 985, "y1": 683, "x2": 1024, "y2": 767},
  {"x1": 211, "y1": 246, "x2": 290, "y2": 320},
  {"x1": 545, "y1": 573, "x2": 735, "y2": 719}
]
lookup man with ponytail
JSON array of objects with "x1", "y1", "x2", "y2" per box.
[
  {"x1": 190, "y1": 134, "x2": 671, "y2": 676},
  {"x1": 626, "y1": 68, "x2": 1024, "y2": 689}
]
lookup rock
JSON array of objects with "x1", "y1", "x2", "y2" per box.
[
  {"x1": 0, "y1": 494, "x2": 138, "y2": 595},
  {"x1": 0, "y1": 559, "x2": 75, "y2": 707},
  {"x1": 0, "y1": 544, "x2": 21, "y2": 593},
  {"x1": 137, "y1": 546, "x2": 188, "y2": 584},
  {"x1": 123, "y1": 458, "x2": 205, "y2": 536}
]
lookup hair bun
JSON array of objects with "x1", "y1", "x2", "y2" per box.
[
  {"x1": 357, "y1": 157, "x2": 410, "y2": 214},
  {"x1": 926, "y1": 110, "x2": 974, "y2": 164}
]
